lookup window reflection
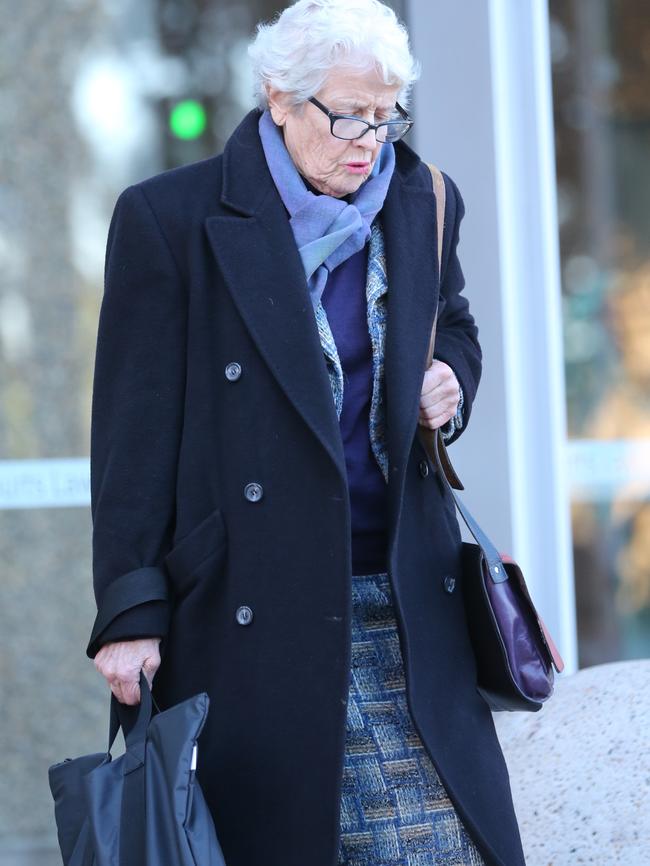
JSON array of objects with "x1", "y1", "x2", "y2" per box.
[
  {"x1": 550, "y1": 0, "x2": 650, "y2": 666},
  {"x1": 0, "y1": 0, "x2": 287, "y2": 861}
]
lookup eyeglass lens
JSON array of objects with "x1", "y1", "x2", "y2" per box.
[{"x1": 331, "y1": 117, "x2": 411, "y2": 142}]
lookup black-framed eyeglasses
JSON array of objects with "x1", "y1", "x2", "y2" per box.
[{"x1": 308, "y1": 96, "x2": 414, "y2": 143}]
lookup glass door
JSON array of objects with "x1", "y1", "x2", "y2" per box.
[{"x1": 549, "y1": 0, "x2": 650, "y2": 666}]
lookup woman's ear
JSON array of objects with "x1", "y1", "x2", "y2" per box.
[{"x1": 266, "y1": 86, "x2": 290, "y2": 127}]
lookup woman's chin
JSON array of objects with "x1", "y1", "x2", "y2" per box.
[{"x1": 331, "y1": 174, "x2": 369, "y2": 198}]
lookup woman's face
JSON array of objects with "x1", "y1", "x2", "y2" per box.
[{"x1": 267, "y1": 67, "x2": 401, "y2": 198}]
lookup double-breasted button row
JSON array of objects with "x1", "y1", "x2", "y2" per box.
[
  {"x1": 244, "y1": 482, "x2": 263, "y2": 502},
  {"x1": 227, "y1": 364, "x2": 264, "y2": 503},
  {"x1": 225, "y1": 361, "x2": 242, "y2": 381},
  {"x1": 419, "y1": 459, "x2": 429, "y2": 478},
  {"x1": 235, "y1": 605, "x2": 254, "y2": 626}
]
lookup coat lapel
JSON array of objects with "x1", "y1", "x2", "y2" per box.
[
  {"x1": 381, "y1": 165, "x2": 440, "y2": 494},
  {"x1": 204, "y1": 110, "x2": 440, "y2": 496},
  {"x1": 204, "y1": 111, "x2": 347, "y2": 480}
]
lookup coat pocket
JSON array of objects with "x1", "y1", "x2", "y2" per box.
[{"x1": 163, "y1": 508, "x2": 227, "y2": 599}]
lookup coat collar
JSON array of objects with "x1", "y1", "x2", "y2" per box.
[{"x1": 205, "y1": 109, "x2": 440, "y2": 521}]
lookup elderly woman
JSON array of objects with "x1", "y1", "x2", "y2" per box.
[{"x1": 87, "y1": 1, "x2": 525, "y2": 864}]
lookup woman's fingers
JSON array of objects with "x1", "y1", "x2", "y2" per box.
[
  {"x1": 109, "y1": 680, "x2": 125, "y2": 704},
  {"x1": 419, "y1": 396, "x2": 457, "y2": 419},
  {"x1": 420, "y1": 361, "x2": 458, "y2": 405},
  {"x1": 419, "y1": 397, "x2": 458, "y2": 420},
  {"x1": 418, "y1": 361, "x2": 460, "y2": 430},
  {"x1": 419, "y1": 360, "x2": 460, "y2": 429},
  {"x1": 109, "y1": 678, "x2": 139, "y2": 706},
  {"x1": 141, "y1": 648, "x2": 161, "y2": 689},
  {"x1": 119, "y1": 678, "x2": 142, "y2": 706},
  {"x1": 94, "y1": 637, "x2": 162, "y2": 705},
  {"x1": 418, "y1": 408, "x2": 456, "y2": 430}
]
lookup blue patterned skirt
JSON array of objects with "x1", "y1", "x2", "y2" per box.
[{"x1": 337, "y1": 572, "x2": 485, "y2": 866}]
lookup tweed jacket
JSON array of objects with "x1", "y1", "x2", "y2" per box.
[{"x1": 316, "y1": 219, "x2": 464, "y2": 487}]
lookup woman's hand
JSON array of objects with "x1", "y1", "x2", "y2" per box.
[
  {"x1": 418, "y1": 360, "x2": 461, "y2": 430},
  {"x1": 93, "y1": 637, "x2": 162, "y2": 705}
]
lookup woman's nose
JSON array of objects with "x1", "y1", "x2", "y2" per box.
[{"x1": 353, "y1": 127, "x2": 378, "y2": 147}]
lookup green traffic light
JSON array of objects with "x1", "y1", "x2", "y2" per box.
[{"x1": 169, "y1": 100, "x2": 207, "y2": 140}]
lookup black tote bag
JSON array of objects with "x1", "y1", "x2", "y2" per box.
[{"x1": 48, "y1": 670, "x2": 227, "y2": 865}]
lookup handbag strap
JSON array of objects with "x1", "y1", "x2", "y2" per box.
[
  {"x1": 419, "y1": 164, "x2": 507, "y2": 585},
  {"x1": 423, "y1": 165, "x2": 464, "y2": 491},
  {"x1": 430, "y1": 429, "x2": 507, "y2": 584},
  {"x1": 107, "y1": 669, "x2": 154, "y2": 763},
  {"x1": 425, "y1": 162, "x2": 446, "y2": 365}
]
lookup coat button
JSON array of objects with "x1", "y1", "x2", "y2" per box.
[
  {"x1": 244, "y1": 482, "x2": 263, "y2": 502},
  {"x1": 225, "y1": 362, "x2": 242, "y2": 381},
  {"x1": 443, "y1": 575, "x2": 456, "y2": 594},
  {"x1": 235, "y1": 605, "x2": 254, "y2": 626},
  {"x1": 419, "y1": 459, "x2": 429, "y2": 478}
]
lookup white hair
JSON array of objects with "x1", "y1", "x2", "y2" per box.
[{"x1": 248, "y1": 0, "x2": 421, "y2": 111}]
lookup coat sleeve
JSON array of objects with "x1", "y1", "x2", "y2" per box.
[
  {"x1": 432, "y1": 173, "x2": 482, "y2": 446},
  {"x1": 85, "y1": 184, "x2": 187, "y2": 659}
]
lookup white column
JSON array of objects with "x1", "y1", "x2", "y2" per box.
[{"x1": 407, "y1": 0, "x2": 578, "y2": 674}]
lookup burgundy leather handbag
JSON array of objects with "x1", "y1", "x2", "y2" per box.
[{"x1": 421, "y1": 164, "x2": 565, "y2": 712}]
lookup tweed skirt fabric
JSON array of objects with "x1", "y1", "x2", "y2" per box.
[{"x1": 337, "y1": 571, "x2": 485, "y2": 866}]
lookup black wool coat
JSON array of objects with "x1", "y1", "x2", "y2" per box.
[{"x1": 86, "y1": 108, "x2": 526, "y2": 866}]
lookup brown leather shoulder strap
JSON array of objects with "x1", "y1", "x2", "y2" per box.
[
  {"x1": 424, "y1": 163, "x2": 446, "y2": 368},
  {"x1": 421, "y1": 162, "x2": 464, "y2": 491},
  {"x1": 426, "y1": 162, "x2": 446, "y2": 282}
]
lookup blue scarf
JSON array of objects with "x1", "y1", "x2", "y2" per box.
[{"x1": 258, "y1": 108, "x2": 395, "y2": 309}]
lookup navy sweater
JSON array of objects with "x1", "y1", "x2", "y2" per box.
[{"x1": 321, "y1": 246, "x2": 388, "y2": 576}]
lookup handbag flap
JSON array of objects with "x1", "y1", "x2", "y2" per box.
[{"x1": 501, "y1": 553, "x2": 565, "y2": 673}]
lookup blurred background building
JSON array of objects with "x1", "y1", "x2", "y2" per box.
[{"x1": 0, "y1": 0, "x2": 648, "y2": 862}]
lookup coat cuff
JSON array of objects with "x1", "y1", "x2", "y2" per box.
[
  {"x1": 86, "y1": 601, "x2": 170, "y2": 659},
  {"x1": 441, "y1": 385, "x2": 464, "y2": 442},
  {"x1": 86, "y1": 566, "x2": 170, "y2": 659}
]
